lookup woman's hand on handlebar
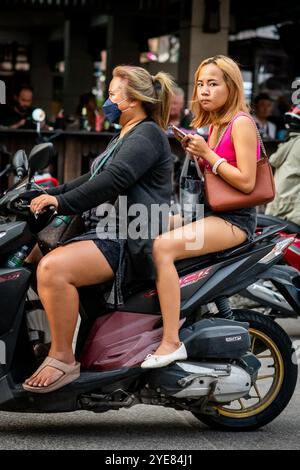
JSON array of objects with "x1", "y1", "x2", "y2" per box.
[{"x1": 30, "y1": 194, "x2": 58, "y2": 216}]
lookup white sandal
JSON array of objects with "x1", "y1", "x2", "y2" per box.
[{"x1": 140, "y1": 343, "x2": 187, "y2": 369}]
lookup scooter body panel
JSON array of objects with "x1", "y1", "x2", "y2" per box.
[
  {"x1": 257, "y1": 213, "x2": 300, "y2": 271},
  {"x1": 0, "y1": 221, "x2": 32, "y2": 256},
  {"x1": 0, "y1": 197, "x2": 295, "y2": 415}
]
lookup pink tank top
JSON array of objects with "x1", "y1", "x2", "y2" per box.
[{"x1": 205, "y1": 112, "x2": 260, "y2": 169}]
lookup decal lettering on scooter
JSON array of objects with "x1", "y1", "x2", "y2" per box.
[
  {"x1": 179, "y1": 268, "x2": 212, "y2": 288},
  {"x1": 0, "y1": 272, "x2": 21, "y2": 283},
  {"x1": 144, "y1": 288, "x2": 157, "y2": 298},
  {"x1": 144, "y1": 267, "x2": 212, "y2": 297},
  {"x1": 225, "y1": 335, "x2": 242, "y2": 342}
]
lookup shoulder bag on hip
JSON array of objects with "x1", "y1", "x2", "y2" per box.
[{"x1": 204, "y1": 115, "x2": 275, "y2": 212}]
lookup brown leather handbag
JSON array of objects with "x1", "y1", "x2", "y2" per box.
[{"x1": 204, "y1": 116, "x2": 275, "y2": 212}]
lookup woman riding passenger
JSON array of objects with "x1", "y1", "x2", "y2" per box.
[
  {"x1": 141, "y1": 55, "x2": 260, "y2": 369},
  {"x1": 23, "y1": 65, "x2": 174, "y2": 392}
]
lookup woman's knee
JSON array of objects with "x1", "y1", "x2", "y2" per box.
[
  {"x1": 153, "y1": 237, "x2": 175, "y2": 265},
  {"x1": 37, "y1": 253, "x2": 65, "y2": 286}
]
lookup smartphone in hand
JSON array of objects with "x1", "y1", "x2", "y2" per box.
[
  {"x1": 171, "y1": 126, "x2": 189, "y2": 145},
  {"x1": 171, "y1": 125, "x2": 187, "y2": 142}
]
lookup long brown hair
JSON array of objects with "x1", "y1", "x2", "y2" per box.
[
  {"x1": 191, "y1": 55, "x2": 249, "y2": 129},
  {"x1": 113, "y1": 65, "x2": 174, "y2": 129}
]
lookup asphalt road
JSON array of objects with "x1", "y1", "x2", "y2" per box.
[{"x1": 0, "y1": 318, "x2": 299, "y2": 451}]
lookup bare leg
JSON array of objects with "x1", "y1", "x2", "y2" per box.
[
  {"x1": 152, "y1": 216, "x2": 247, "y2": 356},
  {"x1": 25, "y1": 240, "x2": 114, "y2": 388}
]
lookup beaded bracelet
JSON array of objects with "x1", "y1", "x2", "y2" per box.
[{"x1": 212, "y1": 157, "x2": 227, "y2": 175}]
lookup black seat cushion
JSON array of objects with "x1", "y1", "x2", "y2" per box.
[{"x1": 175, "y1": 239, "x2": 252, "y2": 273}]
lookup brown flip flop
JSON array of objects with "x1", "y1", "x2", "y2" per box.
[{"x1": 22, "y1": 356, "x2": 80, "y2": 394}]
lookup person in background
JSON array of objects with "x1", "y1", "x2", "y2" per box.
[
  {"x1": 68, "y1": 92, "x2": 104, "y2": 132},
  {"x1": 265, "y1": 104, "x2": 300, "y2": 226},
  {"x1": 271, "y1": 95, "x2": 290, "y2": 140},
  {"x1": 0, "y1": 84, "x2": 34, "y2": 129},
  {"x1": 252, "y1": 93, "x2": 276, "y2": 140},
  {"x1": 168, "y1": 86, "x2": 192, "y2": 129}
]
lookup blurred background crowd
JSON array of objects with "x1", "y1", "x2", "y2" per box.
[{"x1": 1, "y1": 0, "x2": 299, "y2": 140}]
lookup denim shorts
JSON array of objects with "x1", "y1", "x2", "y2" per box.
[
  {"x1": 204, "y1": 204, "x2": 257, "y2": 241},
  {"x1": 92, "y1": 239, "x2": 121, "y2": 273}
]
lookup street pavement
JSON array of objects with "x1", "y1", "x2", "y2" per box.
[{"x1": 0, "y1": 318, "x2": 299, "y2": 451}]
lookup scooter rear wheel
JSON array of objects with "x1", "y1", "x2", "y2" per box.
[{"x1": 192, "y1": 309, "x2": 298, "y2": 431}]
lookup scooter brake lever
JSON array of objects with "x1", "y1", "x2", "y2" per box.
[
  {"x1": 34, "y1": 205, "x2": 57, "y2": 220},
  {"x1": 48, "y1": 205, "x2": 58, "y2": 215}
]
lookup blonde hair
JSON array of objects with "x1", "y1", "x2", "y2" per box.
[
  {"x1": 113, "y1": 65, "x2": 174, "y2": 129},
  {"x1": 191, "y1": 55, "x2": 249, "y2": 128}
]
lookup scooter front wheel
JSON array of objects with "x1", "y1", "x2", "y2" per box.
[{"x1": 192, "y1": 309, "x2": 298, "y2": 431}]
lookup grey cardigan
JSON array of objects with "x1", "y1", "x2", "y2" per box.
[{"x1": 48, "y1": 120, "x2": 173, "y2": 284}]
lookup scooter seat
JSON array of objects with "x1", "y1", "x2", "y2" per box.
[
  {"x1": 175, "y1": 239, "x2": 252, "y2": 273},
  {"x1": 175, "y1": 223, "x2": 281, "y2": 274}
]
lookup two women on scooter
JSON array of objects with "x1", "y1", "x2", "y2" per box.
[
  {"x1": 24, "y1": 55, "x2": 260, "y2": 392},
  {"x1": 23, "y1": 65, "x2": 175, "y2": 393}
]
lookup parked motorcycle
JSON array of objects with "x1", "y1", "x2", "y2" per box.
[
  {"x1": 0, "y1": 143, "x2": 297, "y2": 431},
  {"x1": 257, "y1": 213, "x2": 300, "y2": 271},
  {"x1": 233, "y1": 214, "x2": 300, "y2": 319}
]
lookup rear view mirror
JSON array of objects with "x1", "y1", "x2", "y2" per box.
[
  {"x1": 12, "y1": 150, "x2": 28, "y2": 179},
  {"x1": 28, "y1": 142, "x2": 53, "y2": 173},
  {"x1": 27, "y1": 143, "x2": 54, "y2": 187}
]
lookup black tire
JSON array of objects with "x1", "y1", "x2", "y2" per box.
[{"x1": 192, "y1": 309, "x2": 298, "y2": 431}]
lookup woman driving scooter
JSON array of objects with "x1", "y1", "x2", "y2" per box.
[
  {"x1": 23, "y1": 65, "x2": 174, "y2": 393},
  {"x1": 141, "y1": 55, "x2": 260, "y2": 369}
]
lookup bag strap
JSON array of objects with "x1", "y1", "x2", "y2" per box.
[
  {"x1": 89, "y1": 138, "x2": 121, "y2": 179},
  {"x1": 252, "y1": 119, "x2": 268, "y2": 159},
  {"x1": 233, "y1": 112, "x2": 268, "y2": 159}
]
